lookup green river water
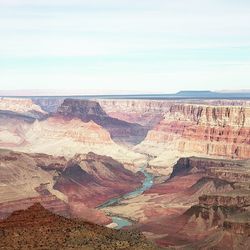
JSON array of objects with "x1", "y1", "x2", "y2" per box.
[{"x1": 98, "y1": 166, "x2": 154, "y2": 229}]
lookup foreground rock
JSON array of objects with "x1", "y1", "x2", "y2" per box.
[{"x1": 0, "y1": 203, "x2": 158, "y2": 250}]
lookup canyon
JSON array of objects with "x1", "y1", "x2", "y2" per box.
[
  {"x1": 0, "y1": 149, "x2": 143, "y2": 225},
  {"x1": 0, "y1": 97, "x2": 249, "y2": 249}
]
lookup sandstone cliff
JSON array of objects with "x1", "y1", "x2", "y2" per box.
[
  {"x1": 0, "y1": 150, "x2": 143, "y2": 224},
  {"x1": 103, "y1": 156, "x2": 250, "y2": 249},
  {"x1": 136, "y1": 104, "x2": 250, "y2": 173},
  {"x1": 0, "y1": 114, "x2": 145, "y2": 167},
  {"x1": 57, "y1": 98, "x2": 148, "y2": 145},
  {"x1": 0, "y1": 97, "x2": 47, "y2": 121}
]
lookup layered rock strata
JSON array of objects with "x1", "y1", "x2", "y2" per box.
[
  {"x1": 57, "y1": 99, "x2": 149, "y2": 145},
  {"x1": 0, "y1": 150, "x2": 143, "y2": 224},
  {"x1": 136, "y1": 104, "x2": 250, "y2": 173}
]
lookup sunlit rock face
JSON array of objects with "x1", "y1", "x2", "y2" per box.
[
  {"x1": 54, "y1": 152, "x2": 144, "y2": 207},
  {"x1": 32, "y1": 97, "x2": 64, "y2": 113},
  {"x1": 20, "y1": 116, "x2": 145, "y2": 167},
  {"x1": 105, "y1": 156, "x2": 249, "y2": 249},
  {"x1": 98, "y1": 99, "x2": 166, "y2": 128},
  {"x1": 0, "y1": 98, "x2": 146, "y2": 167},
  {"x1": 0, "y1": 149, "x2": 143, "y2": 225},
  {"x1": 136, "y1": 104, "x2": 250, "y2": 173},
  {"x1": 0, "y1": 97, "x2": 48, "y2": 121},
  {"x1": 57, "y1": 98, "x2": 149, "y2": 145}
]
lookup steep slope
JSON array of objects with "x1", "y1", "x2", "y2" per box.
[
  {"x1": 53, "y1": 152, "x2": 144, "y2": 208},
  {"x1": 99, "y1": 99, "x2": 165, "y2": 128},
  {"x1": 136, "y1": 104, "x2": 250, "y2": 174},
  {"x1": 32, "y1": 97, "x2": 64, "y2": 113},
  {"x1": 57, "y1": 98, "x2": 148, "y2": 145},
  {"x1": 0, "y1": 115, "x2": 145, "y2": 168},
  {"x1": 0, "y1": 149, "x2": 67, "y2": 204},
  {"x1": 101, "y1": 156, "x2": 250, "y2": 249},
  {"x1": 0, "y1": 150, "x2": 143, "y2": 224},
  {"x1": 25, "y1": 116, "x2": 145, "y2": 167},
  {"x1": 0, "y1": 203, "x2": 158, "y2": 250},
  {"x1": 0, "y1": 97, "x2": 47, "y2": 121}
]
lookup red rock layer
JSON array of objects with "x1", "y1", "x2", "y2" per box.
[
  {"x1": 0, "y1": 150, "x2": 143, "y2": 225},
  {"x1": 54, "y1": 152, "x2": 144, "y2": 207},
  {"x1": 144, "y1": 104, "x2": 250, "y2": 159},
  {"x1": 131, "y1": 157, "x2": 250, "y2": 249},
  {"x1": 57, "y1": 98, "x2": 148, "y2": 145}
]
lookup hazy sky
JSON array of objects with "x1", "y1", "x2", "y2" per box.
[{"x1": 0, "y1": 0, "x2": 250, "y2": 93}]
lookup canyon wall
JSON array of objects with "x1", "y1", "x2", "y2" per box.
[
  {"x1": 0, "y1": 98, "x2": 48, "y2": 121},
  {"x1": 0, "y1": 98, "x2": 146, "y2": 167},
  {"x1": 136, "y1": 104, "x2": 250, "y2": 173},
  {"x1": 57, "y1": 99, "x2": 149, "y2": 145},
  {"x1": 106, "y1": 156, "x2": 250, "y2": 249},
  {"x1": 0, "y1": 149, "x2": 143, "y2": 224}
]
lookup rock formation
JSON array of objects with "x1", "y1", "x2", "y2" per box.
[
  {"x1": 0, "y1": 203, "x2": 157, "y2": 250},
  {"x1": 136, "y1": 104, "x2": 250, "y2": 173},
  {"x1": 0, "y1": 149, "x2": 143, "y2": 224},
  {"x1": 0, "y1": 97, "x2": 48, "y2": 121},
  {"x1": 0, "y1": 114, "x2": 145, "y2": 167},
  {"x1": 102, "y1": 156, "x2": 250, "y2": 249},
  {"x1": 57, "y1": 98, "x2": 149, "y2": 145}
]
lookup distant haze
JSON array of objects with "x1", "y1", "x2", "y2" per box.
[{"x1": 0, "y1": 0, "x2": 250, "y2": 92}]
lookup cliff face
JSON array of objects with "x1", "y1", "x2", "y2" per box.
[
  {"x1": 104, "y1": 156, "x2": 250, "y2": 249},
  {"x1": 99, "y1": 98, "x2": 250, "y2": 125},
  {"x1": 0, "y1": 98, "x2": 48, "y2": 121},
  {"x1": 53, "y1": 152, "x2": 144, "y2": 208},
  {"x1": 0, "y1": 150, "x2": 143, "y2": 224},
  {"x1": 0, "y1": 203, "x2": 157, "y2": 250},
  {"x1": 57, "y1": 99, "x2": 148, "y2": 145},
  {"x1": 99, "y1": 99, "x2": 167, "y2": 128},
  {"x1": 32, "y1": 97, "x2": 64, "y2": 113},
  {"x1": 0, "y1": 114, "x2": 145, "y2": 167},
  {"x1": 137, "y1": 104, "x2": 250, "y2": 172}
]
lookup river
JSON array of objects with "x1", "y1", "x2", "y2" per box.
[{"x1": 97, "y1": 166, "x2": 154, "y2": 229}]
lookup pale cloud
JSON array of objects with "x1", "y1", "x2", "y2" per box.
[{"x1": 0, "y1": 0, "x2": 249, "y2": 92}]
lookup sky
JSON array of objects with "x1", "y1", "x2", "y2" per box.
[{"x1": 0, "y1": 0, "x2": 250, "y2": 94}]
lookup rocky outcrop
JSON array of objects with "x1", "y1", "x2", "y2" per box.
[
  {"x1": 99, "y1": 99, "x2": 166, "y2": 128},
  {"x1": 58, "y1": 99, "x2": 148, "y2": 145},
  {"x1": 0, "y1": 115, "x2": 145, "y2": 166},
  {"x1": 0, "y1": 150, "x2": 143, "y2": 224},
  {"x1": 54, "y1": 152, "x2": 144, "y2": 207},
  {"x1": 198, "y1": 194, "x2": 250, "y2": 207},
  {"x1": 0, "y1": 149, "x2": 67, "y2": 204},
  {"x1": 32, "y1": 97, "x2": 64, "y2": 113},
  {"x1": 0, "y1": 195, "x2": 70, "y2": 220},
  {"x1": 170, "y1": 157, "x2": 250, "y2": 179},
  {"x1": 0, "y1": 98, "x2": 48, "y2": 121},
  {"x1": 136, "y1": 104, "x2": 250, "y2": 172},
  {"x1": 0, "y1": 203, "x2": 157, "y2": 250}
]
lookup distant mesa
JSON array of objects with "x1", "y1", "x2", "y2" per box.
[
  {"x1": 175, "y1": 90, "x2": 214, "y2": 96},
  {"x1": 56, "y1": 98, "x2": 149, "y2": 145}
]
